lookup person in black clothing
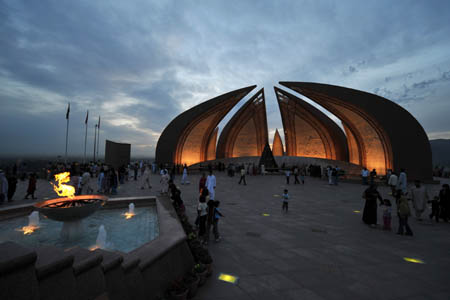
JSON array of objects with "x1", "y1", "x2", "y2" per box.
[
  {"x1": 7, "y1": 175, "x2": 17, "y2": 202},
  {"x1": 428, "y1": 196, "x2": 440, "y2": 223},
  {"x1": 439, "y1": 184, "x2": 450, "y2": 222},
  {"x1": 362, "y1": 184, "x2": 383, "y2": 227},
  {"x1": 370, "y1": 169, "x2": 377, "y2": 185}
]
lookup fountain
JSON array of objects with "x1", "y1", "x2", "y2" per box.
[
  {"x1": 96, "y1": 225, "x2": 107, "y2": 249},
  {"x1": 34, "y1": 172, "x2": 107, "y2": 239},
  {"x1": 123, "y1": 203, "x2": 136, "y2": 219}
]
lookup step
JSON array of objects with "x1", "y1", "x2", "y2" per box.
[
  {"x1": 65, "y1": 247, "x2": 107, "y2": 300},
  {"x1": 35, "y1": 245, "x2": 77, "y2": 300},
  {"x1": 0, "y1": 241, "x2": 39, "y2": 300}
]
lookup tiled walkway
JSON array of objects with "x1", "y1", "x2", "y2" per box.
[{"x1": 3, "y1": 172, "x2": 450, "y2": 299}]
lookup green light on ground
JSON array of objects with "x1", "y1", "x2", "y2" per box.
[
  {"x1": 273, "y1": 194, "x2": 280, "y2": 197},
  {"x1": 353, "y1": 210, "x2": 360, "y2": 213},
  {"x1": 403, "y1": 257, "x2": 425, "y2": 264},
  {"x1": 218, "y1": 273, "x2": 239, "y2": 284},
  {"x1": 262, "y1": 213, "x2": 270, "y2": 216}
]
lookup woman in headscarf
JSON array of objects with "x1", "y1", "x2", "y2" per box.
[{"x1": 362, "y1": 184, "x2": 383, "y2": 227}]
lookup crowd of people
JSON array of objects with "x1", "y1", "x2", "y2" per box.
[
  {"x1": 361, "y1": 168, "x2": 450, "y2": 236},
  {"x1": 0, "y1": 160, "x2": 160, "y2": 204}
]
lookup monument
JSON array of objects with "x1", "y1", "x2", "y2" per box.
[{"x1": 156, "y1": 82, "x2": 433, "y2": 180}]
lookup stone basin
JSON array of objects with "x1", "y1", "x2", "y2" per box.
[{"x1": 34, "y1": 195, "x2": 108, "y2": 222}]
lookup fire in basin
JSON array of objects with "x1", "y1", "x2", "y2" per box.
[{"x1": 34, "y1": 172, "x2": 107, "y2": 239}]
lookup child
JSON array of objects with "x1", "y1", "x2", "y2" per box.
[
  {"x1": 197, "y1": 194, "x2": 208, "y2": 238},
  {"x1": 428, "y1": 196, "x2": 440, "y2": 223},
  {"x1": 381, "y1": 199, "x2": 392, "y2": 230},
  {"x1": 282, "y1": 189, "x2": 289, "y2": 212},
  {"x1": 213, "y1": 200, "x2": 224, "y2": 242},
  {"x1": 396, "y1": 190, "x2": 413, "y2": 236}
]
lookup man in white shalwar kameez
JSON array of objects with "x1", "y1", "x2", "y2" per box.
[
  {"x1": 206, "y1": 171, "x2": 216, "y2": 200},
  {"x1": 160, "y1": 170, "x2": 169, "y2": 194},
  {"x1": 141, "y1": 166, "x2": 151, "y2": 189},
  {"x1": 396, "y1": 169, "x2": 407, "y2": 194},
  {"x1": 181, "y1": 166, "x2": 188, "y2": 185},
  {"x1": 410, "y1": 180, "x2": 429, "y2": 221}
]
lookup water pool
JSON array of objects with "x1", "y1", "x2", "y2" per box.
[{"x1": 0, "y1": 206, "x2": 159, "y2": 253}]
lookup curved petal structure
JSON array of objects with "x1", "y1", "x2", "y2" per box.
[
  {"x1": 280, "y1": 82, "x2": 432, "y2": 179},
  {"x1": 216, "y1": 88, "x2": 268, "y2": 158},
  {"x1": 275, "y1": 87, "x2": 349, "y2": 161},
  {"x1": 155, "y1": 86, "x2": 256, "y2": 166},
  {"x1": 272, "y1": 129, "x2": 284, "y2": 156},
  {"x1": 206, "y1": 127, "x2": 218, "y2": 161}
]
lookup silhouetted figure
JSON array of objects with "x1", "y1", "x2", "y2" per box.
[{"x1": 24, "y1": 173, "x2": 37, "y2": 200}]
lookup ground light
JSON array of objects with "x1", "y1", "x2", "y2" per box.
[
  {"x1": 403, "y1": 257, "x2": 425, "y2": 264},
  {"x1": 353, "y1": 210, "x2": 361, "y2": 213},
  {"x1": 262, "y1": 213, "x2": 270, "y2": 216},
  {"x1": 218, "y1": 273, "x2": 239, "y2": 284},
  {"x1": 273, "y1": 194, "x2": 280, "y2": 197}
]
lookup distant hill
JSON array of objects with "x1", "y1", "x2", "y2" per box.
[{"x1": 430, "y1": 139, "x2": 450, "y2": 166}]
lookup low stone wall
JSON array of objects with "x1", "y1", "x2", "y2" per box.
[{"x1": 0, "y1": 196, "x2": 194, "y2": 300}]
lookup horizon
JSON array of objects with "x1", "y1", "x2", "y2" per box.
[{"x1": 1, "y1": 1, "x2": 450, "y2": 157}]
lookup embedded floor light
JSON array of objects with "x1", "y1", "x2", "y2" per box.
[
  {"x1": 403, "y1": 257, "x2": 425, "y2": 264},
  {"x1": 262, "y1": 213, "x2": 270, "y2": 216},
  {"x1": 353, "y1": 210, "x2": 361, "y2": 213},
  {"x1": 218, "y1": 273, "x2": 239, "y2": 284}
]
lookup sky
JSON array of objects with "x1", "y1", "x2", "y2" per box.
[{"x1": 1, "y1": 0, "x2": 450, "y2": 158}]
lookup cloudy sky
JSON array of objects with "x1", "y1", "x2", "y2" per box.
[{"x1": 1, "y1": 0, "x2": 450, "y2": 158}]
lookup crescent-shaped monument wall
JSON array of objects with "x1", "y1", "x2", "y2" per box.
[
  {"x1": 216, "y1": 88, "x2": 268, "y2": 158},
  {"x1": 272, "y1": 129, "x2": 284, "y2": 156},
  {"x1": 155, "y1": 85, "x2": 256, "y2": 166},
  {"x1": 275, "y1": 87, "x2": 349, "y2": 162},
  {"x1": 280, "y1": 82, "x2": 432, "y2": 180}
]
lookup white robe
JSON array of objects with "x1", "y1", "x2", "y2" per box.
[
  {"x1": 396, "y1": 172, "x2": 407, "y2": 193},
  {"x1": 181, "y1": 168, "x2": 188, "y2": 184},
  {"x1": 206, "y1": 175, "x2": 216, "y2": 200},
  {"x1": 411, "y1": 186, "x2": 429, "y2": 212}
]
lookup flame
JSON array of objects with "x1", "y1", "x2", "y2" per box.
[
  {"x1": 123, "y1": 212, "x2": 135, "y2": 219},
  {"x1": 51, "y1": 172, "x2": 75, "y2": 198},
  {"x1": 17, "y1": 225, "x2": 39, "y2": 235}
]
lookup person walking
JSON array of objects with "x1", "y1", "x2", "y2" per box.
[
  {"x1": 238, "y1": 167, "x2": 247, "y2": 185},
  {"x1": 369, "y1": 169, "x2": 377, "y2": 185},
  {"x1": 203, "y1": 198, "x2": 216, "y2": 245},
  {"x1": 361, "y1": 167, "x2": 369, "y2": 185},
  {"x1": 439, "y1": 184, "x2": 450, "y2": 222},
  {"x1": 294, "y1": 167, "x2": 300, "y2": 184},
  {"x1": 206, "y1": 171, "x2": 216, "y2": 200},
  {"x1": 381, "y1": 199, "x2": 392, "y2": 230},
  {"x1": 213, "y1": 200, "x2": 224, "y2": 242},
  {"x1": 197, "y1": 192, "x2": 208, "y2": 237},
  {"x1": 181, "y1": 165, "x2": 188, "y2": 185},
  {"x1": 300, "y1": 168, "x2": 305, "y2": 184},
  {"x1": 199, "y1": 173, "x2": 207, "y2": 193},
  {"x1": 7, "y1": 174, "x2": 17, "y2": 202},
  {"x1": 24, "y1": 173, "x2": 37, "y2": 200},
  {"x1": 396, "y1": 190, "x2": 413, "y2": 236},
  {"x1": 140, "y1": 165, "x2": 152, "y2": 189},
  {"x1": 428, "y1": 196, "x2": 440, "y2": 223},
  {"x1": 362, "y1": 184, "x2": 383, "y2": 227},
  {"x1": 388, "y1": 172, "x2": 398, "y2": 196},
  {"x1": 282, "y1": 189, "x2": 289, "y2": 212},
  {"x1": 410, "y1": 180, "x2": 429, "y2": 221},
  {"x1": 0, "y1": 170, "x2": 8, "y2": 204},
  {"x1": 160, "y1": 170, "x2": 170, "y2": 195},
  {"x1": 285, "y1": 169, "x2": 291, "y2": 185},
  {"x1": 396, "y1": 168, "x2": 407, "y2": 195}
]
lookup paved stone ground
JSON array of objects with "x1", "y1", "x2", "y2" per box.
[{"x1": 3, "y1": 172, "x2": 450, "y2": 300}]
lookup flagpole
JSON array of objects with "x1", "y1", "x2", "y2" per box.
[
  {"x1": 83, "y1": 110, "x2": 88, "y2": 164},
  {"x1": 94, "y1": 124, "x2": 97, "y2": 162},
  {"x1": 96, "y1": 116, "x2": 100, "y2": 161},
  {"x1": 65, "y1": 103, "x2": 70, "y2": 164}
]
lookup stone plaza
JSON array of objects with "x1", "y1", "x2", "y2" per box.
[{"x1": 3, "y1": 172, "x2": 450, "y2": 300}]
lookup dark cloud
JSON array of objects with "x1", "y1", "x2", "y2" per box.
[{"x1": 1, "y1": 0, "x2": 450, "y2": 156}]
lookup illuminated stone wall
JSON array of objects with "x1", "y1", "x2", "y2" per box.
[
  {"x1": 206, "y1": 128, "x2": 218, "y2": 161},
  {"x1": 216, "y1": 89, "x2": 268, "y2": 159},
  {"x1": 272, "y1": 129, "x2": 284, "y2": 156},
  {"x1": 275, "y1": 87, "x2": 348, "y2": 162}
]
